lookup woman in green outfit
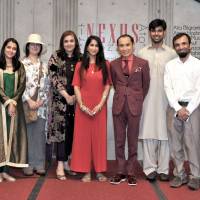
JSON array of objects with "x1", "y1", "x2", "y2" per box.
[{"x1": 0, "y1": 38, "x2": 28, "y2": 182}]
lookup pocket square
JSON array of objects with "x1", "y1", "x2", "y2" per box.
[{"x1": 135, "y1": 66, "x2": 142, "y2": 72}]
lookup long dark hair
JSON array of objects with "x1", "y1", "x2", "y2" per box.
[
  {"x1": 80, "y1": 35, "x2": 108, "y2": 85},
  {"x1": 57, "y1": 30, "x2": 81, "y2": 61},
  {"x1": 0, "y1": 38, "x2": 21, "y2": 71}
]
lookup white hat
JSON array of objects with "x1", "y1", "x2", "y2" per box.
[{"x1": 24, "y1": 33, "x2": 47, "y2": 55}]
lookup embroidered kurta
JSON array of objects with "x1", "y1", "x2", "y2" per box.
[
  {"x1": 47, "y1": 51, "x2": 81, "y2": 143},
  {"x1": 0, "y1": 63, "x2": 28, "y2": 168},
  {"x1": 138, "y1": 44, "x2": 176, "y2": 140}
]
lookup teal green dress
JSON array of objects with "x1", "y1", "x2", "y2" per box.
[{"x1": 3, "y1": 73, "x2": 15, "y2": 134}]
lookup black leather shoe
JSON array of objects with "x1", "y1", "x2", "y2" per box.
[
  {"x1": 159, "y1": 173, "x2": 169, "y2": 181},
  {"x1": 110, "y1": 174, "x2": 126, "y2": 185},
  {"x1": 127, "y1": 175, "x2": 137, "y2": 186},
  {"x1": 146, "y1": 171, "x2": 157, "y2": 182}
]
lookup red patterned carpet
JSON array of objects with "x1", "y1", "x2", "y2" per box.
[{"x1": 1, "y1": 161, "x2": 200, "y2": 200}]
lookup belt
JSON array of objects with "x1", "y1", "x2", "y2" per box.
[{"x1": 178, "y1": 101, "x2": 189, "y2": 107}]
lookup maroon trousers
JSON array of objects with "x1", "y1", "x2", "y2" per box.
[{"x1": 113, "y1": 99, "x2": 141, "y2": 175}]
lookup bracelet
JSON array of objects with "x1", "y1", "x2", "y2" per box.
[
  {"x1": 80, "y1": 104, "x2": 87, "y2": 112},
  {"x1": 102, "y1": 94, "x2": 107, "y2": 100}
]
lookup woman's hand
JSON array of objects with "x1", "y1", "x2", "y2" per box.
[
  {"x1": 27, "y1": 99, "x2": 38, "y2": 110},
  {"x1": 65, "y1": 95, "x2": 76, "y2": 105},
  {"x1": 36, "y1": 99, "x2": 44, "y2": 108},
  {"x1": 91, "y1": 104, "x2": 102, "y2": 116},
  {"x1": 8, "y1": 103, "x2": 16, "y2": 117},
  {"x1": 80, "y1": 104, "x2": 93, "y2": 116}
]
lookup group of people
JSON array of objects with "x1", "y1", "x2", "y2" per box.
[{"x1": 0, "y1": 18, "x2": 200, "y2": 191}]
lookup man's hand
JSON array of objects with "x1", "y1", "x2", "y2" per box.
[{"x1": 177, "y1": 107, "x2": 190, "y2": 121}]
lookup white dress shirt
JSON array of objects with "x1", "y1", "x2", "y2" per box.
[{"x1": 164, "y1": 54, "x2": 200, "y2": 115}]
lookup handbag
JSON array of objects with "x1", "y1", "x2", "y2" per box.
[{"x1": 23, "y1": 62, "x2": 43, "y2": 124}]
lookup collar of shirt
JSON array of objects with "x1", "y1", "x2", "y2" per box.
[
  {"x1": 24, "y1": 57, "x2": 40, "y2": 64},
  {"x1": 177, "y1": 54, "x2": 192, "y2": 64},
  {"x1": 121, "y1": 54, "x2": 134, "y2": 72},
  {"x1": 147, "y1": 43, "x2": 168, "y2": 51},
  {"x1": 121, "y1": 54, "x2": 134, "y2": 61}
]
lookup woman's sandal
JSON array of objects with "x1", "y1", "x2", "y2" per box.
[
  {"x1": 56, "y1": 170, "x2": 66, "y2": 181},
  {"x1": 81, "y1": 173, "x2": 91, "y2": 182},
  {"x1": 96, "y1": 173, "x2": 107, "y2": 182},
  {"x1": 2, "y1": 173, "x2": 16, "y2": 182},
  {"x1": 56, "y1": 174, "x2": 67, "y2": 181},
  {"x1": 0, "y1": 173, "x2": 3, "y2": 182}
]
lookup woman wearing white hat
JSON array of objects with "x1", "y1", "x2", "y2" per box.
[{"x1": 22, "y1": 33, "x2": 49, "y2": 176}]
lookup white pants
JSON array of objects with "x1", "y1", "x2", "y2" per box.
[{"x1": 142, "y1": 139, "x2": 169, "y2": 175}]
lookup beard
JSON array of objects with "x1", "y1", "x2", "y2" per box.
[{"x1": 177, "y1": 50, "x2": 190, "y2": 58}]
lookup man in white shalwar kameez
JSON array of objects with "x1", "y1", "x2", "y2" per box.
[{"x1": 138, "y1": 19, "x2": 176, "y2": 181}]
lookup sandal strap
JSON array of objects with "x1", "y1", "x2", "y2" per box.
[
  {"x1": 82, "y1": 173, "x2": 91, "y2": 182},
  {"x1": 96, "y1": 173, "x2": 107, "y2": 181},
  {"x1": 56, "y1": 174, "x2": 67, "y2": 180}
]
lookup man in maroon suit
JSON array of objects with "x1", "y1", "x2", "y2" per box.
[{"x1": 110, "y1": 34, "x2": 150, "y2": 186}]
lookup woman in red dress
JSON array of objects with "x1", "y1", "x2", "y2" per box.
[{"x1": 71, "y1": 35, "x2": 111, "y2": 182}]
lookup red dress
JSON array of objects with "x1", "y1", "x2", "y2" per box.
[{"x1": 70, "y1": 62, "x2": 111, "y2": 173}]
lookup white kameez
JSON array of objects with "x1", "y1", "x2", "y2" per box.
[{"x1": 138, "y1": 44, "x2": 177, "y2": 140}]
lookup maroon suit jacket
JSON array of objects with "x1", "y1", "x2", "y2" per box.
[{"x1": 110, "y1": 54, "x2": 150, "y2": 116}]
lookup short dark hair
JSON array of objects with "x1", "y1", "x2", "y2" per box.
[
  {"x1": 173, "y1": 32, "x2": 191, "y2": 48},
  {"x1": 117, "y1": 34, "x2": 134, "y2": 46},
  {"x1": 149, "y1": 19, "x2": 167, "y2": 31},
  {"x1": 25, "y1": 43, "x2": 43, "y2": 57}
]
